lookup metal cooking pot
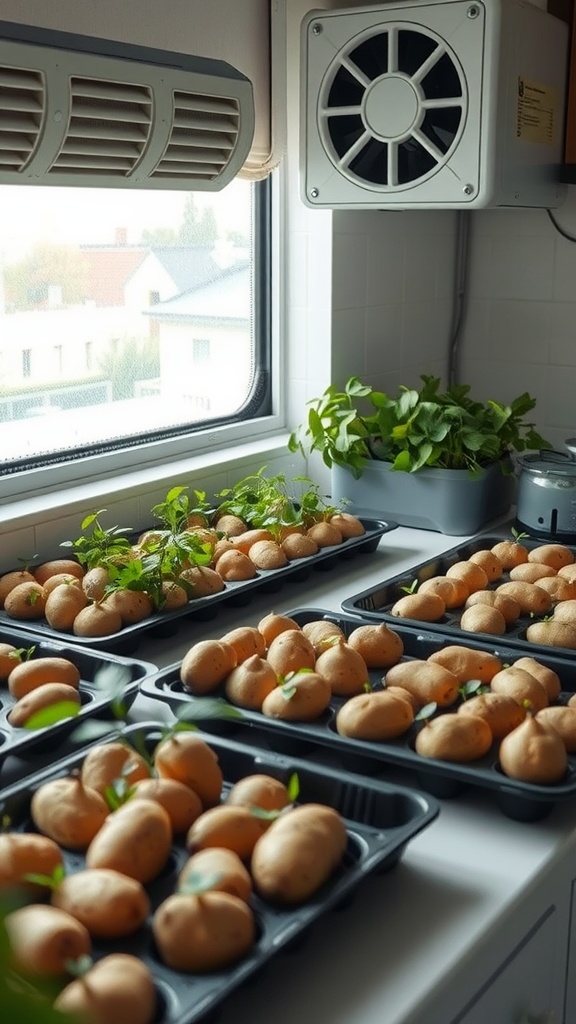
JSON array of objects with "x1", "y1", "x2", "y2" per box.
[{"x1": 516, "y1": 440, "x2": 576, "y2": 541}]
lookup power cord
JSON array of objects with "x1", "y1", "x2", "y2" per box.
[{"x1": 547, "y1": 206, "x2": 576, "y2": 243}]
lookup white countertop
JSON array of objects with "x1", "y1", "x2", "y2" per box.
[
  {"x1": 128, "y1": 522, "x2": 576, "y2": 1024},
  {"x1": 5, "y1": 522, "x2": 576, "y2": 1024}
]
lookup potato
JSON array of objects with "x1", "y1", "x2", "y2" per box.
[
  {"x1": 72, "y1": 602, "x2": 123, "y2": 637},
  {"x1": 446, "y1": 560, "x2": 489, "y2": 594},
  {"x1": 537, "y1": 576, "x2": 576, "y2": 603},
  {"x1": 224, "y1": 654, "x2": 278, "y2": 710},
  {"x1": 5, "y1": 903, "x2": 92, "y2": 977},
  {"x1": 282, "y1": 533, "x2": 320, "y2": 559},
  {"x1": 257, "y1": 611, "x2": 302, "y2": 645},
  {"x1": 346, "y1": 622, "x2": 404, "y2": 668},
  {"x1": 459, "y1": 604, "x2": 507, "y2": 636},
  {"x1": 80, "y1": 740, "x2": 151, "y2": 795},
  {"x1": 178, "y1": 846, "x2": 252, "y2": 903},
  {"x1": 495, "y1": 580, "x2": 552, "y2": 616},
  {"x1": 104, "y1": 589, "x2": 154, "y2": 625},
  {"x1": 489, "y1": 666, "x2": 549, "y2": 712},
  {"x1": 179, "y1": 638, "x2": 237, "y2": 695},
  {"x1": 3, "y1": 581, "x2": 47, "y2": 620},
  {"x1": 390, "y1": 591, "x2": 445, "y2": 622},
  {"x1": 336, "y1": 689, "x2": 414, "y2": 740},
  {"x1": 179, "y1": 565, "x2": 226, "y2": 597},
  {"x1": 8, "y1": 681, "x2": 81, "y2": 727},
  {"x1": 427, "y1": 645, "x2": 502, "y2": 684},
  {"x1": 86, "y1": 798, "x2": 172, "y2": 884},
  {"x1": 248, "y1": 538, "x2": 288, "y2": 568},
  {"x1": 251, "y1": 803, "x2": 347, "y2": 904},
  {"x1": 550, "y1": 600, "x2": 576, "y2": 625},
  {"x1": 0, "y1": 833, "x2": 63, "y2": 895},
  {"x1": 383, "y1": 659, "x2": 460, "y2": 707},
  {"x1": 314, "y1": 641, "x2": 369, "y2": 696},
  {"x1": 44, "y1": 582, "x2": 89, "y2": 630},
  {"x1": 528, "y1": 543, "x2": 574, "y2": 569},
  {"x1": 509, "y1": 562, "x2": 556, "y2": 584},
  {"x1": 51, "y1": 868, "x2": 150, "y2": 938},
  {"x1": 468, "y1": 549, "x2": 504, "y2": 582},
  {"x1": 30, "y1": 775, "x2": 109, "y2": 850},
  {"x1": 215, "y1": 548, "x2": 258, "y2": 580},
  {"x1": 54, "y1": 952, "x2": 156, "y2": 1024},
  {"x1": 153, "y1": 732, "x2": 223, "y2": 807},
  {"x1": 261, "y1": 670, "x2": 332, "y2": 721},
  {"x1": 418, "y1": 576, "x2": 468, "y2": 608},
  {"x1": 305, "y1": 521, "x2": 343, "y2": 548},
  {"x1": 536, "y1": 706, "x2": 576, "y2": 752},
  {"x1": 457, "y1": 692, "x2": 526, "y2": 739},
  {"x1": 219, "y1": 625, "x2": 266, "y2": 662},
  {"x1": 513, "y1": 656, "x2": 561, "y2": 702},
  {"x1": 301, "y1": 618, "x2": 346, "y2": 653},
  {"x1": 0, "y1": 568, "x2": 35, "y2": 608},
  {"x1": 415, "y1": 713, "x2": 493, "y2": 762},
  {"x1": 329, "y1": 511, "x2": 366, "y2": 538},
  {"x1": 226, "y1": 773, "x2": 291, "y2": 814},
  {"x1": 131, "y1": 776, "x2": 203, "y2": 834},
  {"x1": 463, "y1": 589, "x2": 521, "y2": 625},
  {"x1": 499, "y1": 714, "x2": 568, "y2": 784},
  {"x1": 229, "y1": 528, "x2": 274, "y2": 553},
  {"x1": 525, "y1": 619, "x2": 576, "y2": 649},
  {"x1": 0, "y1": 642, "x2": 22, "y2": 681},
  {"x1": 214, "y1": 513, "x2": 247, "y2": 536},
  {"x1": 265, "y1": 629, "x2": 315, "y2": 676},
  {"x1": 33, "y1": 559, "x2": 84, "y2": 584},
  {"x1": 8, "y1": 656, "x2": 81, "y2": 700},
  {"x1": 490, "y1": 538, "x2": 529, "y2": 569},
  {"x1": 153, "y1": 890, "x2": 255, "y2": 971},
  {"x1": 185, "y1": 804, "x2": 267, "y2": 860}
]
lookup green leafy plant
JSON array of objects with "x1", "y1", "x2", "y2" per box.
[{"x1": 289, "y1": 375, "x2": 551, "y2": 479}]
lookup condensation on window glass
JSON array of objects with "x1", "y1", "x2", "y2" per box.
[{"x1": 0, "y1": 179, "x2": 254, "y2": 463}]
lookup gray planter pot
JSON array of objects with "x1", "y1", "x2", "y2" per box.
[{"x1": 331, "y1": 460, "x2": 515, "y2": 535}]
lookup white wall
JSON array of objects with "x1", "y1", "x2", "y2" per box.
[{"x1": 284, "y1": 0, "x2": 576, "y2": 496}]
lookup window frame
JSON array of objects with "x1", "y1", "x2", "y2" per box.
[{"x1": 0, "y1": 173, "x2": 281, "y2": 506}]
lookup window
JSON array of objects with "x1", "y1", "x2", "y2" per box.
[{"x1": 0, "y1": 175, "x2": 273, "y2": 493}]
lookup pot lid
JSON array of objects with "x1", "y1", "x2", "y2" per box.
[{"x1": 519, "y1": 450, "x2": 576, "y2": 479}]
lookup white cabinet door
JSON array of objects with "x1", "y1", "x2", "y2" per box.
[{"x1": 455, "y1": 906, "x2": 561, "y2": 1024}]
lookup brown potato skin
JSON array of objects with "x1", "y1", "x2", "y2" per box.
[
  {"x1": 251, "y1": 803, "x2": 347, "y2": 904},
  {"x1": 179, "y1": 639, "x2": 237, "y2": 695},
  {"x1": 499, "y1": 715, "x2": 568, "y2": 784},
  {"x1": 459, "y1": 605, "x2": 507, "y2": 636},
  {"x1": 314, "y1": 642, "x2": 369, "y2": 697},
  {"x1": 0, "y1": 833, "x2": 63, "y2": 895},
  {"x1": 336, "y1": 689, "x2": 414, "y2": 740},
  {"x1": 224, "y1": 654, "x2": 278, "y2": 710},
  {"x1": 457, "y1": 692, "x2": 526, "y2": 740},
  {"x1": 153, "y1": 732, "x2": 223, "y2": 807},
  {"x1": 390, "y1": 592, "x2": 445, "y2": 622},
  {"x1": 34, "y1": 559, "x2": 85, "y2": 584},
  {"x1": 383, "y1": 660, "x2": 460, "y2": 707},
  {"x1": 347, "y1": 623, "x2": 404, "y2": 668},
  {"x1": 86, "y1": 798, "x2": 172, "y2": 884},
  {"x1": 415, "y1": 714, "x2": 493, "y2": 762},
  {"x1": 5, "y1": 903, "x2": 92, "y2": 977},
  {"x1": 185, "y1": 804, "x2": 267, "y2": 860},
  {"x1": 30, "y1": 775, "x2": 109, "y2": 850},
  {"x1": 261, "y1": 671, "x2": 332, "y2": 721},
  {"x1": 3, "y1": 580, "x2": 47, "y2": 620},
  {"x1": 536, "y1": 706, "x2": 576, "y2": 752},
  {"x1": 178, "y1": 847, "x2": 253, "y2": 903},
  {"x1": 51, "y1": 868, "x2": 151, "y2": 938},
  {"x1": 54, "y1": 952, "x2": 156, "y2": 1024},
  {"x1": 226, "y1": 773, "x2": 291, "y2": 814},
  {"x1": 495, "y1": 581, "x2": 552, "y2": 616},
  {"x1": 8, "y1": 681, "x2": 81, "y2": 727},
  {"x1": 427, "y1": 645, "x2": 502, "y2": 684},
  {"x1": 8, "y1": 656, "x2": 81, "y2": 699},
  {"x1": 489, "y1": 666, "x2": 549, "y2": 712},
  {"x1": 80, "y1": 741, "x2": 151, "y2": 795},
  {"x1": 153, "y1": 890, "x2": 255, "y2": 972},
  {"x1": 131, "y1": 777, "x2": 203, "y2": 834}
]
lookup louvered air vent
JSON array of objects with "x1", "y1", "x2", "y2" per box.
[{"x1": 0, "y1": 22, "x2": 254, "y2": 190}]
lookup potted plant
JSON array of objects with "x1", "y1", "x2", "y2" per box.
[{"x1": 288, "y1": 376, "x2": 550, "y2": 535}]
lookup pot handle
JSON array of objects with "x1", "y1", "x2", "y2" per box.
[{"x1": 534, "y1": 449, "x2": 573, "y2": 465}]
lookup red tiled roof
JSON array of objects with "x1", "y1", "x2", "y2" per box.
[{"x1": 82, "y1": 248, "x2": 147, "y2": 306}]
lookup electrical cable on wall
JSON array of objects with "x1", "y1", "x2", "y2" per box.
[
  {"x1": 547, "y1": 207, "x2": 576, "y2": 243},
  {"x1": 447, "y1": 211, "x2": 472, "y2": 388}
]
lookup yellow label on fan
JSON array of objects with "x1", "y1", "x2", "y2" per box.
[{"x1": 516, "y1": 77, "x2": 557, "y2": 145}]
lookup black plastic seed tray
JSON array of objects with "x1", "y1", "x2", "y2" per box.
[
  {"x1": 0, "y1": 625, "x2": 156, "y2": 765},
  {"x1": 341, "y1": 533, "x2": 576, "y2": 655},
  {"x1": 141, "y1": 608, "x2": 576, "y2": 822},
  {"x1": 0, "y1": 517, "x2": 396, "y2": 656},
  {"x1": 0, "y1": 721, "x2": 438, "y2": 1024}
]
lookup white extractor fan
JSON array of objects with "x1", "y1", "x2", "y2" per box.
[{"x1": 301, "y1": 0, "x2": 569, "y2": 209}]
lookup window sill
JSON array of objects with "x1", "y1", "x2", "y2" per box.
[{"x1": 0, "y1": 433, "x2": 299, "y2": 571}]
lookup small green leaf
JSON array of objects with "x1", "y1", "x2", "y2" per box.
[
  {"x1": 286, "y1": 772, "x2": 300, "y2": 802},
  {"x1": 415, "y1": 701, "x2": 437, "y2": 722},
  {"x1": 23, "y1": 701, "x2": 80, "y2": 731}
]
